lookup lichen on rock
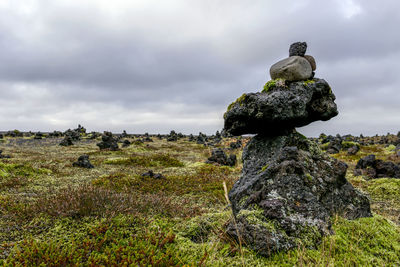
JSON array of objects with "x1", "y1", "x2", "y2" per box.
[{"x1": 223, "y1": 42, "x2": 371, "y2": 257}]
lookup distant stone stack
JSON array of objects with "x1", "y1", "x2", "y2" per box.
[{"x1": 224, "y1": 42, "x2": 371, "y2": 256}]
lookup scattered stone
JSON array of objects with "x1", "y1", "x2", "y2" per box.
[
  {"x1": 188, "y1": 134, "x2": 195, "y2": 142},
  {"x1": 229, "y1": 139, "x2": 242, "y2": 149},
  {"x1": 122, "y1": 139, "x2": 131, "y2": 147},
  {"x1": 224, "y1": 78, "x2": 338, "y2": 136},
  {"x1": 34, "y1": 132, "x2": 43, "y2": 139},
  {"x1": 0, "y1": 150, "x2": 11, "y2": 159},
  {"x1": 304, "y1": 55, "x2": 316, "y2": 71},
  {"x1": 206, "y1": 148, "x2": 236, "y2": 167},
  {"x1": 270, "y1": 56, "x2": 312, "y2": 81},
  {"x1": 97, "y1": 131, "x2": 119, "y2": 151},
  {"x1": 141, "y1": 170, "x2": 164, "y2": 179},
  {"x1": 354, "y1": 154, "x2": 400, "y2": 178},
  {"x1": 289, "y1": 42, "x2": 307, "y2": 57},
  {"x1": 49, "y1": 131, "x2": 63, "y2": 137},
  {"x1": 196, "y1": 133, "x2": 207, "y2": 145},
  {"x1": 64, "y1": 129, "x2": 81, "y2": 141},
  {"x1": 59, "y1": 136, "x2": 74, "y2": 146},
  {"x1": 72, "y1": 155, "x2": 94, "y2": 169},
  {"x1": 74, "y1": 124, "x2": 86, "y2": 134},
  {"x1": 143, "y1": 136, "x2": 153, "y2": 142},
  {"x1": 167, "y1": 130, "x2": 178, "y2": 142},
  {"x1": 347, "y1": 145, "x2": 360, "y2": 155}
]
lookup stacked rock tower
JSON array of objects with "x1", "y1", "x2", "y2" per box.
[{"x1": 223, "y1": 42, "x2": 371, "y2": 256}]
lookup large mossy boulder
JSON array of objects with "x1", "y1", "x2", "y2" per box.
[
  {"x1": 224, "y1": 78, "x2": 338, "y2": 136},
  {"x1": 226, "y1": 131, "x2": 372, "y2": 256},
  {"x1": 224, "y1": 42, "x2": 371, "y2": 257}
]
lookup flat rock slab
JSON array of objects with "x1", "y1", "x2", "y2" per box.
[
  {"x1": 270, "y1": 56, "x2": 312, "y2": 81},
  {"x1": 227, "y1": 131, "x2": 372, "y2": 256},
  {"x1": 223, "y1": 78, "x2": 338, "y2": 136}
]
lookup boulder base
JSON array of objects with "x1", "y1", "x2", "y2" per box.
[{"x1": 227, "y1": 131, "x2": 371, "y2": 256}]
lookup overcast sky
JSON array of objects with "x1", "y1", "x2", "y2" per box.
[{"x1": 1, "y1": 0, "x2": 399, "y2": 136}]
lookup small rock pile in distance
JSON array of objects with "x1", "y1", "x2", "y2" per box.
[
  {"x1": 141, "y1": 170, "x2": 164, "y2": 179},
  {"x1": 0, "y1": 150, "x2": 11, "y2": 159},
  {"x1": 97, "y1": 131, "x2": 119, "y2": 151},
  {"x1": 224, "y1": 42, "x2": 371, "y2": 256},
  {"x1": 206, "y1": 148, "x2": 236, "y2": 167},
  {"x1": 72, "y1": 155, "x2": 94, "y2": 169},
  {"x1": 354, "y1": 154, "x2": 400, "y2": 179}
]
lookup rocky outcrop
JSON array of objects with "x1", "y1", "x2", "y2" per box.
[
  {"x1": 226, "y1": 131, "x2": 371, "y2": 256},
  {"x1": 224, "y1": 42, "x2": 371, "y2": 256},
  {"x1": 224, "y1": 78, "x2": 338, "y2": 136}
]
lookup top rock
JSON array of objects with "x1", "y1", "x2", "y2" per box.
[{"x1": 289, "y1": 42, "x2": 307, "y2": 56}]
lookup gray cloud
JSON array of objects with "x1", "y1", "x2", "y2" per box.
[{"x1": 1, "y1": 0, "x2": 400, "y2": 135}]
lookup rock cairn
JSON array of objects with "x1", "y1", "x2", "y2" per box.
[
  {"x1": 97, "y1": 131, "x2": 119, "y2": 151},
  {"x1": 224, "y1": 42, "x2": 371, "y2": 256},
  {"x1": 72, "y1": 155, "x2": 94, "y2": 169}
]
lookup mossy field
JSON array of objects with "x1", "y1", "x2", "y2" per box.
[{"x1": 0, "y1": 135, "x2": 399, "y2": 266}]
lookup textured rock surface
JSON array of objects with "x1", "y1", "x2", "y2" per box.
[
  {"x1": 227, "y1": 131, "x2": 372, "y2": 256},
  {"x1": 206, "y1": 148, "x2": 236, "y2": 167},
  {"x1": 97, "y1": 131, "x2": 119, "y2": 151},
  {"x1": 224, "y1": 78, "x2": 338, "y2": 136},
  {"x1": 289, "y1": 42, "x2": 307, "y2": 57},
  {"x1": 304, "y1": 55, "x2": 316, "y2": 71},
  {"x1": 72, "y1": 155, "x2": 94, "y2": 168},
  {"x1": 354, "y1": 154, "x2": 400, "y2": 178},
  {"x1": 270, "y1": 56, "x2": 312, "y2": 81}
]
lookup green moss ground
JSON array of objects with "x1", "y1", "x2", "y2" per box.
[{"x1": 0, "y1": 136, "x2": 399, "y2": 266}]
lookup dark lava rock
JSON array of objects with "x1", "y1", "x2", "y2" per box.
[
  {"x1": 97, "y1": 132, "x2": 119, "y2": 151},
  {"x1": 196, "y1": 133, "x2": 206, "y2": 145},
  {"x1": 143, "y1": 136, "x2": 153, "y2": 142},
  {"x1": 167, "y1": 130, "x2": 178, "y2": 142},
  {"x1": 289, "y1": 42, "x2": 307, "y2": 57},
  {"x1": 122, "y1": 139, "x2": 131, "y2": 147},
  {"x1": 347, "y1": 145, "x2": 360, "y2": 155},
  {"x1": 34, "y1": 132, "x2": 43, "y2": 139},
  {"x1": 224, "y1": 78, "x2": 338, "y2": 136},
  {"x1": 188, "y1": 134, "x2": 195, "y2": 142},
  {"x1": 227, "y1": 131, "x2": 371, "y2": 256},
  {"x1": 59, "y1": 136, "x2": 73, "y2": 146},
  {"x1": 206, "y1": 148, "x2": 236, "y2": 167},
  {"x1": 0, "y1": 150, "x2": 11, "y2": 159},
  {"x1": 355, "y1": 154, "x2": 376, "y2": 169},
  {"x1": 141, "y1": 170, "x2": 164, "y2": 179},
  {"x1": 354, "y1": 154, "x2": 400, "y2": 178},
  {"x1": 72, "y1": 155, "x2": 94, "y2": 169},
  {"x1": 0, "y1": 134, "x2": 3, "y2": 139},
  {"x1": 229, "y1": 139, "x2": 242, "y2": 149},
  {"x1": 64, "y1": 129, "x2": 81, "y2": 141}
]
